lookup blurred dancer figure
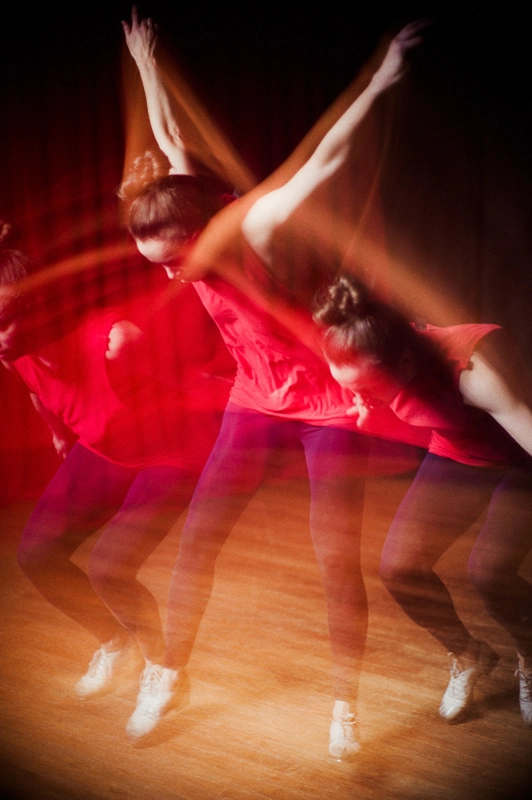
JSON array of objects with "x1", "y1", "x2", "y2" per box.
[
  {"x1": 314, "y1": 271, "x2": 532, "y2": 726},
  {"x1": 0, "y1": 229, "x2": 232, "y2": 701},
  {"x1": 122, "y1": 7, "x2": 426, "y2": 757}
]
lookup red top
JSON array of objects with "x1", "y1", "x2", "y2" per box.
[
  {"x1": 12, "y1": 285, "x2": 233, "y2": 470},
  {"x1": 390, "y1": 323, "x2": 525, "y2": 467},
  {"x1": 193, "y1": 246, "x2": 430, "y2": 448},
  {"x1": 194, "y1": 274, "x2": 353, "y2": 424}
]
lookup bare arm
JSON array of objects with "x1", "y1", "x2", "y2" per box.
[
  {"x1": 459, "y1": 332, "x2": 532, "y2": 457},
  {"x1": 241, "y1": 21, "x2": 426, "y2": 266},
  {"x1": 122, "y1": 6, "x2": 194, "y2": 175}
]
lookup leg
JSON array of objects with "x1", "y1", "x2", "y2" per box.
[
  {"x1": 303, "y1": 423, "x2": 369, "y2": 760},
  {"x1": 17, "y1": 443, "x2": 135, "y2": 644},
  {"x1": 165, "y1": 405, "x2": 275, "y2": 669},
  {"x1": 380, "y1": 454, "x2": 503, "y2": 722},
  {"x1": 88, "y1": 466, "x2": 196, "y2": 664},
  {"x1": 379, "y1": 454, "x2": 500, "y2": 654},
  {"x1": 467, "y1": 463, "x2": 532, "y2": 725},
  {"x1": 468, "y1": 463, "x2": 532, "y2": 657},
  {"x1": 303, "y1": 424, "x2": 369, "y2": 703},
  {"x1": 126, "y1": 405, "x2": 275, "y2": 740}
]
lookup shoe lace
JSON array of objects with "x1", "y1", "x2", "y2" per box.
[
  {"x1": 334, "y1": 713, "x2": 357, "y2": 737},
  {"x1": 87, "y1": 648, "x2": 111, "y2": 679},
  {"x1": 330, "y1": 713, "x2": 360, "y2": 758},
  {"x1": 515, "y1": 667, "x2": 532, "y2": 701},
  {"x1": 447, "y1": 655, "x2": 470, "y2": 695},
  {"x1": 139, "y1": 664, "x2": 164, "y2": 698}
]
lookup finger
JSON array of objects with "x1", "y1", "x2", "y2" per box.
[
  {"x1": 398, "y1": 19, "x2": 432, "y2": 44},
  {"x1": 402, "y1": 19, "x2": 432, "y2": 35}
]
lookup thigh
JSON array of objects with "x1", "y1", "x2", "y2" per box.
[
  {"x1": 471, "y1": 462, "x2": 532, "y2": 574},
  {"x1": 180, "y1": 405, "x2": 277, "y2": 543},
  {"x1": 303, "y1": 425, "x2": 369, "y2": 558},
  {"x1": 19, "y1": 444, "x2": 136, "y2": 553},
  {"x1": 382, "y1": 454, "x2": 501, "y2": 572},
  {"x1": 91, "y1": 465, "x2": 195, "y2": 572},
  {"x1": 189, "y1": 404, "x2": 278, "y2": 500},
  {"x1": 303, "y1": 423, "x2": 369, "y2": 483}
]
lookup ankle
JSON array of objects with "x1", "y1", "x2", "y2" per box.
[
  {"x1": 517, "y1": 652, "x2": 532, "y2": 672},
  {"x1": 456, "y1": 639, "x2": 481, "y2": 666},
  {"x1": 161, "y1": 667, "x2": 179, "y2": 689},
  {"x1": 333, "y1": 700, "x2": 357, "y2": 720},
  {"x1": 101, "y1": 633, "x2": 128, "y2": 654},
  {"x1": 143, "y1": 662, "x2": 179, "y2": 690},
  {"x1": 143, "y1": 651, "x2": 165, "y2": 667}
]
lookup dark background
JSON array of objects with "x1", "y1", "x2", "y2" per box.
[
  {"x1": 1, "y1": 2, "x2": 531, "y2": 303},
  {"x1": 1, "y1": 1, "x2": 532, "y2": 500}
]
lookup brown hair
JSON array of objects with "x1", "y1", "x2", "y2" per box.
[
  {"x1": 313, "y1": 272, "x2": 449, "y2": 380},
  {"x1": 127, "y1": 174, "x2": 229, "y2": 241}
]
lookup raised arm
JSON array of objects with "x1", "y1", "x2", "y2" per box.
[
  {"x1": 122, "y1": 6, "x2": 194, "y2": 175},
  {"x1": 459, "y1": 331, "x2": 532, "y2": 457},
  {"x1": 241, "y1": 21, "x2": 426, "y2": 266}
]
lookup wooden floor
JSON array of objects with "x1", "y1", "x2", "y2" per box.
[{"x1": 1, "y1": 459, "x2": 531, "y2": 800}]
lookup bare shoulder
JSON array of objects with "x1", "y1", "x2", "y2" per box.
[
  {"x1": 241, "y1": 190, "x2": 286, "y2": 267},
  {"x1": 459, "y1": 328, "x2": 529, "y2": 413}
]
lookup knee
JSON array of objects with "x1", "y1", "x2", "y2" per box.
[
  {"x1": 467, "y1": 556, "x2": 501, "y2": 599},
  {"x1": 16, "y1": 542, "x2": 34, "y2": 578},
  {"x1": 17, "y1": 534, "x2": 59, "y2": 579},
  {"x1": 314, "y1": 544, "x2": 360, "y2": 587},
  {"x1": 87, "y1": 552, "x2": 123, "y2": 594},
  {"x1": 379, "y1": 558, "x2": 425, "y2": 596},
  {"x1": 177, "y1": 532, "x2": 222, "y2": 572},
  {"x1": 87, "y1": 555, "x2": 105, "y2": 591}
]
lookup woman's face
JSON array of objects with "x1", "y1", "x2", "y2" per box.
[
  {"x1": 327, "y1": 353, "x2": 411, "y2": 408},
  {"x1": 135, "y1": 231, "x2": 197, "y2": 280}
]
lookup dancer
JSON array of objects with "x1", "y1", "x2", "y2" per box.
[
  {"x1": 122, "y1": 8, "x2": 426, "y2": 757},
  {"x1": 313, "y1": 271, "x2": 532, "y2": 726},
  {"x1": 0, "y1": 231, "x2": 232, "y2": 700}
]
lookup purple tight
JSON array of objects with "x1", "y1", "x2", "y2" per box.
[
  {"x1": 165, "y1": 404, "x2": 370, "y2": 702},
  {"x1": 380, "y1": 453, "x2": 532, "y2": 657},
  {"x1": 17, "y1": 443, "x2": 195, "y2": 661}
]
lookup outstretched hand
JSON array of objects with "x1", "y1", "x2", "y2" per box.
[
  {"x1": 372, "y1": 20, "x2": 429, "y2": 90},
  {"x1": 122, "y1": 5, "x2": 158, "y2": 64}
]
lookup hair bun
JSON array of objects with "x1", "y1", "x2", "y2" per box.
[
  {"x1": 313, "y1": 271, "x2": 374, "y2": 327},
  {"x1": 334, "y1": 273, "x2": 371, "y2": 319},
  {"x1": 117, "y1": 150, "x2": 168, "y2": 201}
]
